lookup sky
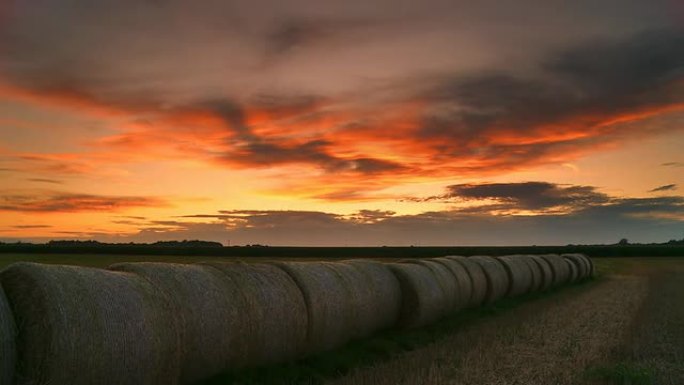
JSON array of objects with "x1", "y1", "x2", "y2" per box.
[{"x1": 0, "y1": 0, "x2": 683, "y2": 246}]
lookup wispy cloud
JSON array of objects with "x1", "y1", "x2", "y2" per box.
[
  {"x1": 649, "y1": 184, "x2": 677, "y2": 193},
  {"x1": 0, "y1": 192, "x2": 168, "y2": 213}
]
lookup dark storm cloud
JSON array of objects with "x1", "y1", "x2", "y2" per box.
[
  {"x1": 419, "y1": 29, "x2": 684, "y2": 148},
  {"x1": 662, "y1": 162, "x2": 684, "y2": 167},
  {"x1": 649, "y1": 184, "x2": 678, "y2": 192},
  {"x1": 445, "y1": 182, "x2": 610, "y2": 210},
  {"x1": 408, "y1": 182, "x2": 610, "y2": 211}
]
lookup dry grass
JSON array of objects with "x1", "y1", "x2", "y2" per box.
[
  {"x1": 589, "y1": 261, "x2": 684, "y2": 385},
  {"x1": 327, "y1": 275, "x2": 648, "y2": 385},
  {"x1": 0, "y1": 284, "x2": 16, "y2": 385}
]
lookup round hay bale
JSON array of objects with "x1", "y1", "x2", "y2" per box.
[
  {"x1": 539, "y1": 254, "x2": 570, "y2": 287},
  {"x1": 386, "y1": 263, "x2": 450, "y2": 328},
  {"x1": 444, "y1": 256, "x2": 487, "y2": 307},
  {"x1": 565, "y1": 258, "x2": 579, "y2": 283},
  {"x1": 111, "y1": 262, "x2": 307, "y2": 383},
  {"x1": 528, "y1": 255, "x2": 554, "y2": 291},
  {"x1": 562, "y1": 254, "x2": 592, "y2": 279},
  {"x1": 202, "y1": 262, "x2": 309, "y2": 364},
  {"x1": 0, "y1": 284, "x2": 16, "y2": 385},
  {"x1": 581, "y1": 254, "x2": 595, "y2": 278},
  {"x1": 496, "y1": 256, "x2": 534, "y2": 297},
  {"x1": 517, "y1": 255, "x2": 543, "y2": 293},
  {"x1": 400, "y1": 259, "x2": 459, "y2": 312},
  {"x1": 562, "y1": 254, "x2": 588, "y2": 280},
  {"x1": 0, "y1": 262, "x2": 181, "y2": 385},
  {"x1": 342, "y1": 260, "x2": 402, "y2": 334},
  {"x1": 271, "y1": 261, "x2": 360, "y2": 353},
  {"x1": 432, "y1": 257, "x2": 473, "y2": 310},
  {"x1": 468, "y1": 256, "x2": 509, "y2": 303}
]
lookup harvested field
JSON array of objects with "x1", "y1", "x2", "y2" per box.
[{"x1": 327, "y1": 273, "x2": 648, "y2": 385}]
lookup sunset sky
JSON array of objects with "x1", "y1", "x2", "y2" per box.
[{"x1": 0, "y1": 0, "x2": 683, "y2": 245}]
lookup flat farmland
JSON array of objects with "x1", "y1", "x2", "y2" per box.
[{"x1": 0, "y1": 255, "x2": 681, "y2": 385}]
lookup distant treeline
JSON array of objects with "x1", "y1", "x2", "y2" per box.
[{"x1": 1, "y1": 239, "x2": 683, "y2": 258}]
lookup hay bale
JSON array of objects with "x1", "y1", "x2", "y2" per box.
[
  {"x1": 273, "y1": 261, "x2": 387, "y2": 353},
  {"x1": 400, "y1": 259, "x2": 459, "y2": 312},
  {"x1": 561, "y1": 254, "x2": 587, "y2": 280},
  {"x1": 386, "y1": 263, "x2": 450, "y2": 328},
  {"x1": 111, "y1": 262, "x2": 307, "y2": 383},
  {"x1": 444, "y1": 256, "x2": 487, "y2": 307},
  {"x1": 539, "y1": 254, "x2": 570, "y2": 287},
  {"x1": 202, "y1": 262, "x2": 309, "y2": 364},
  {"x1": 496, "y1": 256, "x2": 534, "y2": 297},
  {"x1": 518, "y1": 255, "x2": 543, "y2": 293},
  {"x1": 432, "y1": 257, "x2": 473, "y2": 310},
  {"x1": 565, "y1": 258, "x2": 579, "y2": 283},
  {"x1": 562, "y1": 254, "x2": 592, "y2": 279},
  {"x1": 342, "y1": 260, "x2": 402, "y2": 334},
  {"x1": 581, "y1": 254, "x2": 595, "y2": 278},
  {"x1": 468, "y1": 256, "x2": 509, "y2": 303},
  {"x1": 0, "y1": 262, "x2": 181, "y2": 385},
  {"x1": 528, "y1": 255, "x2": 554, "y2": 291},
  {"x1": 0, "y1": 284, "x2": 16, "y2": 385}
]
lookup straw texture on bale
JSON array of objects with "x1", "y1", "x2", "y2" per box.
[
  {"x1": 539, "y1": 254, "x2": 571, "y2": 287},
  {"x1": 386, "y1": 263, "x2": 450, "y2": 328},
  {"x1": 111, "y1": 262, "x2": 307, "y2": 383},
  {"x1": 562, "y1": 254, "x2": 591, "y2": 279},
  {"x1": 468, "y1": 256, "x2": 509, "y2": 303},
  {"x1": 529, "y1": 255, "x2": 554, "y2": 291},
  {"x1": 518, "y1": 255, "x2": 543, "y2": 292},
  {"x1": 0, "y1": 262, "x2": 180, "y2": 385},
  {"x1": 401, "y1": 260, "x2": 459, "y2": 312},
  {"x1": 272, "y1": 261, "x2": 379, "y2": 354},
  {"x1": 432, "y1": 257, "x2": 473, "y2": 310},
  {"x1": 203, "y1": 262, "x2": 308, "y2": 364},
  {"x1": 0, "y1": 284, "x2": 16, "y2": 385},
  {"x1": 320, "y1": 261, "x2": 401, "y2": 340},
  {"x1": 496, "y1": 256, "x2": 534, "y2": 297},
  {"x1": 342, "y1": 260, "x2": 402, "y2": 334},
  {"x1": 444, "y1": 256, "x2": 487, "y2": 307},
  {"x1": 565, "y1": 259, "x2": 579, "y2": 283}
]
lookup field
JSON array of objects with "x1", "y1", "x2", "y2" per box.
[{"x1": 1, "y1": 253, "x2": 682, "y2": 384}]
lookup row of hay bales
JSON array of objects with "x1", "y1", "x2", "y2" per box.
[{"x1": 0, "y1": 254, "x2": 592, "y2": 385}]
